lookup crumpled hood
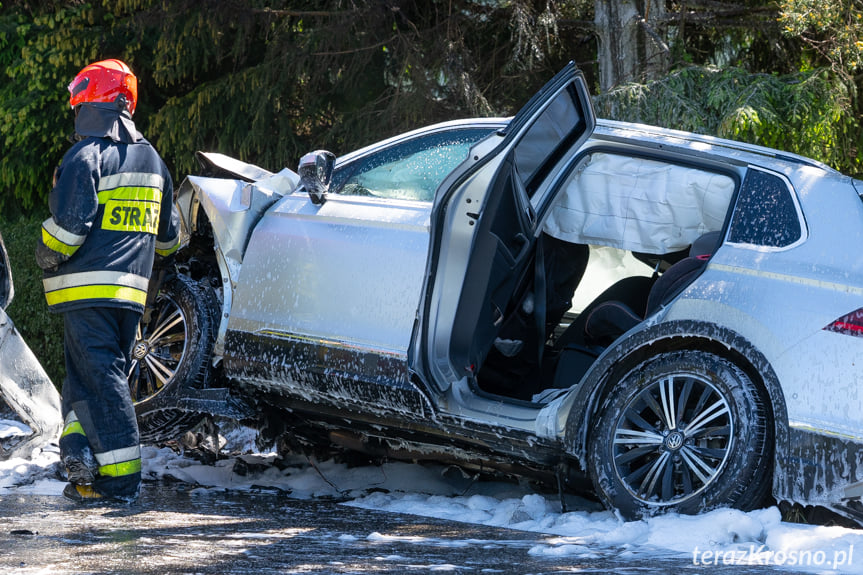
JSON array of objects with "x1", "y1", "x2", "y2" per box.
[{"x1": 74, "y1": 102, "x2": 142, "y2": 144}]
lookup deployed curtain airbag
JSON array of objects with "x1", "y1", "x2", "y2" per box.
[{"x1": 544, "y1": 152, "x2": 734, "y2": 254}]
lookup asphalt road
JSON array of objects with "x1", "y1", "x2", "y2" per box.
[{"x1": 0, "y1": 482, "x2": 806, "y2": 575}]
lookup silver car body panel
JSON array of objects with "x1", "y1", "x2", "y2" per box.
[
  {"x1": 0, "y1": 234, "x2": 61, "y2": 459},
  {"x1": 178, "y1": 119, "x2": 512, "y2": 366},
  {"x1": 0, "y1": 308, "x2": 62, "y2": 459},
  {"x1": 423, "y1": 155, "x2": 506, "y2": 387},
  {"x1": 229, "y1": 192, "x2": 432, "y2": 358},
  {"x1": 664, "y1": 164, "x2": 863, "y2": 438}
]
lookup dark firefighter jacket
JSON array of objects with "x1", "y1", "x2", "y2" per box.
[{"x1": 36, "y1": 103, "x2": 180, "y2": 312}]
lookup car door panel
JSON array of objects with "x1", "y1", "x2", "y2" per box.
[
  {"x1": 223, "y1": 193, "x2": 432, "y2": 409},
  {"x1": 417, "y1": 62, "x2": 596, "y2": 393},
  {"x1": 229, "y1": 194, "x2": 431, "y2": 353},
  {"x1": 449, "y1": 157, "x2": 535, "y2": 375}
]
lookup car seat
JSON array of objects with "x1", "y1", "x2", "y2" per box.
[
  {"x1": 583, "y1": 231, "x2": 721, "y2": 347},
  {"x1": 546, "y1": 231, "x2": 720, "y2": 391}
]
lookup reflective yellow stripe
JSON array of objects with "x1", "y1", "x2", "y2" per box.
[
  {"x1": 97, "y1": 186, "x2": 163, "y2": 205},
  {"x1": 98, "y1": 458, "x2": 142, "y2": 478},
  {"x1": 95, "y1": 445, "x2": 140, "y2": 464},
  {"x1": 98, "y1": 172, "x2": 164, "y2": 192},
  {"x1": 95, "y1": 445, "x2": 142, "y2": 478},
  {"x1": 156, "y1": 235, "x2": 180, "y2": 257},
  {"x1": 41, "y1": 227, "x2": 81, "y2": 257},
  {"x1": 156, "y1": 244, "x2": 179, "y2": 257},
  {"x1": 42, "y1": 217, "x2": 86, "y2": 247},
  {"x1": 45, "y1": 284, "x2": 147, "y2": 306},
  {"x1": 41, "y1": 217, "x2": 87, "y2": 257},
  {"x1": 43, "y1": 271, "x2": 149, "y2": 293},
  {"x1": 61, "y1": 420, "x2": 86, "y2": 438}
]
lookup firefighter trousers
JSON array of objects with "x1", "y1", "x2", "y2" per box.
[{"x1": 59, "y1": 307, "x2": 142, "y2": 499}]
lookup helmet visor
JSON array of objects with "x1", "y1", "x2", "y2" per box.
[{"x1": 67, "y1": 76, "x2": 90, "y2": 107}]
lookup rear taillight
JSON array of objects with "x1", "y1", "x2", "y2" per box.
[{"x1": 824, "y1": 309, "x2": 863, "y2": 337}]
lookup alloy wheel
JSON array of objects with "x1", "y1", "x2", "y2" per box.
[
  {"x1": 611, "y1": 372, "x2": 734, "y2": 505},
  {"x1": 128, "y1": 293, "x2": 188, "y2": 403}
]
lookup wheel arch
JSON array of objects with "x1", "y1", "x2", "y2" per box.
[
  {"x1": 563, "y1": 320, "x2": 789, "y2": 493},
  {"x1": 174, "y1": 175, "x2": 245, "y2": 359},
  {"x1": 133, "y1": 273, "x2": 219, "y2": 443}
]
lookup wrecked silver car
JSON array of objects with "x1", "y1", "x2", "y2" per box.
[
  {"x1": 0, "y1": 232, "x2": 62, "y2": 459},
  {"x1": 129, "y1": 63, "x2": 863, "y2": 524}
]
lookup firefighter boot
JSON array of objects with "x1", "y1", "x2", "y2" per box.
[
  {"x1": 63, "y1": 483, "x2": 104, "y2": 503},
  {"x1": 62, "y1": 447, "x2": 99, "y2": 486}
]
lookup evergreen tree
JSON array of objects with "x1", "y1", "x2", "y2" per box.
[{"x1": 1, "y1": 0, "x2": 860, "y2": 215}]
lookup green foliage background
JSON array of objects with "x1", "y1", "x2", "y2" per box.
[
  {"x1": 594, "y1": 67, "x2": 858, "y2": 171},
  {"x1": 0, "y1": 0, "x2": 861, "y2": 386}
]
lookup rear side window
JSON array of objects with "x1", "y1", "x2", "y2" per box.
[{"x1": 728, "y1": 169, "x2": 802, "y2": 248}]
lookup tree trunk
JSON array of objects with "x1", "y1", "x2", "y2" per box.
[{"x1": 595, "y1": 0, "x2": 669, "y2": 92}]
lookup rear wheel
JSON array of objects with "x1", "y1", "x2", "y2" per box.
[
  {"x1": 129, "y1": 274, "x2": 218, "y2": 443},
  {"x1": 588, "y1": 350, "x2": 773, "y2": 519}
]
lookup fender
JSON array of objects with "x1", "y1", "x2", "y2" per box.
[
  {"x1": 174, "y1": 155, "x2": 300, "y2": 359},
  {"x1": 175, "y1": 168, "x2": 300, "y2": 268}
]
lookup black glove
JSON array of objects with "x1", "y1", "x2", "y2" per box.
[{"x1": 35, "y1": 242, "x2": 66, "y2": 272}]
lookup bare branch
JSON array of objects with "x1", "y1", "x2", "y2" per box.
[
  {"x1": 636, "y1": 17, "x2": 670, "y2": 54},
  {"x1": 253, "y1": 8, "x2": 354, "y2": 18},
  {"x1": 312, "y1": 36, "x2": 396, "y2": 56}
]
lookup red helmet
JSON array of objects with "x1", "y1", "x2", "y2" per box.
[{"x1": 68, "y1": 59, "x2": 138, "y2": 115}]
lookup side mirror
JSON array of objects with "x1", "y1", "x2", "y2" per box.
[{"x1": 298, "y1": 150, "x2": 335, "y2": 205}]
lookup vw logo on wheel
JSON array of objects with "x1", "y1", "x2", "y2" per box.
[
  {"x1": 665, "y1": 431, "x2": 685, "y2": 450},
  {"x1": 132, "y1": 341, "x2": 149, "y2": 360}
]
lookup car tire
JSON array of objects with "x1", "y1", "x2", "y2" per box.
[
  {"x1": 588, "y1": 349, "x2": 773, "y2": 519},
  {"x1": 130, "y1": 274, "x2": 218, "y2": 444}
]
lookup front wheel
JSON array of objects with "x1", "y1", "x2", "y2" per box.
[
  {"x1": 129, "y1": 274, "x2": 218, "y2": 444},
  {"x1": 588, "y1": 350, "x2": 773, "y2": 520}
]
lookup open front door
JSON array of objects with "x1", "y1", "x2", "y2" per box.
[{"x1": 415, "y1": 63, "x2": 596, "y2": 393}]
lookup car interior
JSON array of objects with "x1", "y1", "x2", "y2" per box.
[{"x1": 475, "y1": 151, "x2": 736, "y2": 402}]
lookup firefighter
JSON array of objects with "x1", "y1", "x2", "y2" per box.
[{"x1": 36, "y1": 59, "x2": 180, "y2": 503}]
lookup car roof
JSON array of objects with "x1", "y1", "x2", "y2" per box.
[
  {"x1": 336, "y1": 115, "x2": 847, "y2": 183},
  {"x1": 593, "y1": 118, "x2": 840, "y2": 175}
]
